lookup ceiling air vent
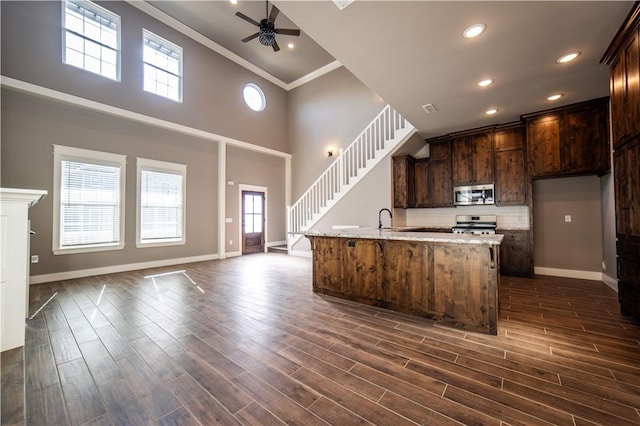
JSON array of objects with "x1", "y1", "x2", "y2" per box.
[
  {"x1": 422, "y1": 103, "x2": 438, "y2": 114},
  {"x1": 333, "y1": 0, "x2": 354, "y2": 11}
]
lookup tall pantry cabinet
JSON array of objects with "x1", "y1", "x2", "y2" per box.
[{"x1": 602, "y1": 2, "x2": 640, "y2": 320}]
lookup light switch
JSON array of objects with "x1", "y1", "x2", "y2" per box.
[
  {"x1": 564, "y1": 215, "x2": 572, "y2": 223},
  {"x1": 225, "y1": 218, "x2": 233, "y2": 223}
]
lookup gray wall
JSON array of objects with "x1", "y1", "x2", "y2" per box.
[
  {"x1": 600, "y1": 172, "x2": 617, "y2": 283},
  {"x1": 226, "y1": 146, "x2": 287, "y2": 254},
  {"x1": 533, "y1": 176, "x2": 604, "y2": 273},
  {"x1": 2, "y1": 90, "x2": 218, "y2": 275},
  {"x1": 288, "y1": 67, "x2": 385, "y2": 199},
  {"x1": 1, "y1": 1, "x2": 290, "y2": 277},
  {"x1": 1, "y1": 1, "x2": 288, "y2": 152}
]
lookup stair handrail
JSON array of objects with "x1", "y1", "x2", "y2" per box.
[{"x1": 287, "y1": 105, "x2": 413, "y2": 251}]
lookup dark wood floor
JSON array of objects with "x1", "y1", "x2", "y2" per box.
[{"x1": 2, "y1": 253, "x2": 640, "y2": 425}]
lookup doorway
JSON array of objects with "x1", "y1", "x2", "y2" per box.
[{"x1": 242, "y1": 190, "x2": 265, "y2": 254}]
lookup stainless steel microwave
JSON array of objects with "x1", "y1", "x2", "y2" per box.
[{"x1": 453, "y1": 184, "x2": 495, "y2": 206}]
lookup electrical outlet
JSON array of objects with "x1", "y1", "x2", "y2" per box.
[
  {"x1": 564, "y1": 215, "x2": 572, "y2": 223},
  {"x1": 602, "y1": 260, "x2": 607, "y2": 271},
  {"x1": 31, "y1": 255, "x2": 39, "y2": 264}
]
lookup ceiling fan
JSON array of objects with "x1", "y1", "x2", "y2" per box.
[{"x1": 235, "y1": 1, "x2": 300, "y2": 52}]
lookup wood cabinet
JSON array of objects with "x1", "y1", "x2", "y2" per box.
[
  {"x1": 452, "y1": 131, "x2": 494, "y2": 186},
  {"x1": 606, "y1": 11, "x2": 640, "y2": 149},
  {"x1": 602, "y1": 3, "x2": 640, "y2": 320},
  {"x1": 393, "y1": 140, "x2": 452, "y2": 209},
  {"x1": 494, "y1": 124, "x2": 527, "y2": 205},
  {"x1": 413, "y1": 159, "x2": 430, "y2": 207},
  {"x1": 524, "y1": 98, "x2": 610, "y2": 178},
  {"x1": 613, "y1": 139, "x2": 640, "y2": 319},
  {"x1": 427, "y1": 139, "x2": 453, "y2": 207},
  {"x1": 613, "y1": 138, "x2": 640, "y2": 238},
  {"x1": 497, "y1": 229, "x2": 532, "y2": 277},
  {"x1": 307, "y1": 235, "x2": 500, "y2": 335},
  {"x1": 392, "y1": 155, "x2": 415, "y2": 208}
]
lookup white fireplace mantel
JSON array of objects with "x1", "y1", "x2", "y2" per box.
[{"x1": 1, "y1": 187, "x2": 47, "y2": 352}]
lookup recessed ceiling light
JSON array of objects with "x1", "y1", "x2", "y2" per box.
[
  {"x1": 477, "y1": 78, "x2": 493, "y2": 87},
  {"x1": 485, "y1": 108, "x2": 498, "y2": 115},
  {"x1": 287, "y1": 43, "x2": 294, "y2": 49},
  {"x1": 229, "y1": 0, "x2": 238, "y2": 4},
  {"x1": 463, "y1": 24, "x2": 486, "y2": 39},
  {"x1": 547, "y1": 93, "x2": 563, "y2": 101},
  {"x1": 557, "y1": 52, "x2": 580, "y2": 64}
]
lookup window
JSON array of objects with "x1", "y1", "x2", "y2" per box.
[
  {"x1": 243, "y1": 193, "x2": 263, "y2": 233},
  {"x1": 143, "y1": 30, "x2": 183, "y2": 102},
  {"x1": 137, "y1": 158, "x2": 186, "y2": 247},
  {"x1": 53, "y1": 145, "x2": 126, "y2": 255},
  {"x1": 243, "y1": 83, "x2": 266, "y2": 111},
  {"x1": 63, "y1": 0, "x2": 120, "y2": 80}
]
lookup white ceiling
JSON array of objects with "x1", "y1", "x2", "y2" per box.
[
  {"x1": 144, "y1": 1, "x2": 633, "y2": 138},
  {"x1": 147, "y1": 0, "x2": 336, "y2": 83}
]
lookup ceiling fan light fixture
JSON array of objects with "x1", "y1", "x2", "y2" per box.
[
  {"x1": 236, "y1": 1, "x2": 300, "y2": 52},
  {"x1": 463, "y1": 23, "x2": 485, "y2": 39}
]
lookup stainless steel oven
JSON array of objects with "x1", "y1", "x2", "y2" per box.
[{"x1": 453, "y1": 184, "x2": 494, "y2": 206}]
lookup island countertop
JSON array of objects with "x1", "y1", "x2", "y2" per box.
[{"x1": 304, "y1": 227, "x2": 503, "y2": 245}]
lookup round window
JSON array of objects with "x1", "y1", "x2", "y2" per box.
[{"x1": 243, "y1": 83, "x2": 266, "y2": 112}]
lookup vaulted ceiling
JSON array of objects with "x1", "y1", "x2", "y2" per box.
[{"x1": 143, "y1": 1, "x2": 633, "y2": 138}]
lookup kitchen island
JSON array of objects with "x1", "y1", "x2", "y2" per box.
[{"x1": 305, "y1": 228, "x2": 503, "y2": 335}]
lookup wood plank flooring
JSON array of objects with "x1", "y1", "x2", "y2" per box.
[{"x1": 2, "y1": 253, "x2": 639, "y2": 425}]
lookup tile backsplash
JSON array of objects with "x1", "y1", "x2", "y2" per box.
[{"x1": 405, "y1": 205, "x2": 529, "y2": 230}]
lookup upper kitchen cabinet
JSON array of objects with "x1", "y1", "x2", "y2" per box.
[
  {"x1": 392, "y1": 155, "x2": 415, "y2": 209},
  {"x1": 604, "y1": 6, "x2": 640, "y2": 149},
  {"x1": 451, "y1": 129, "x2": 494, "y2": 186},
  {"x1": 414, "y1": 159, "x2": 430, "y2": 208},
  {"x1": 494, "y1": 123, "x2": 527, "y2": 206},
  {"x1": 523, "y1": 97, "x2": 610, "y2": 178},
  {"x1": 427, "y1": 139, "x2": 454, "y2": 207}
]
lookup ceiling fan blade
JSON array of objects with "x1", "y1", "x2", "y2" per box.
[
  {"x1": 275, "y1": 28, "x2": 300, "y2": 36},
  {"x1": 241, "y1": 33, "x2": 259, "y2": 43},
  {"x1": 235, "y1": 11, "x2": 260, "y2": 27},
  {"x1": 272, "y1": 40, "x2": 280, "y2": 52},
  {"x1": 268, "y1": 5, "x2": 280, "y2": 24}
]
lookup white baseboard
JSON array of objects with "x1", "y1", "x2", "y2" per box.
[
  {"x1": 266, "y1": 240, "x2": 287, "y2": 247},
  {"x1": 289, "y1": 249, "x2": 312, "y2": 258},
  {"x1": 602, "y1": 273, "x2": 619, "y2": 292},
  {"x1": 534, "y1": 266, "x2": 602, "y2": 282},
  {"x1": 225, "y1": 251, "x2": 242, "y2": 258},
  {"x1": 29, "y1": 253, "x2": 219, "y2": 285}
]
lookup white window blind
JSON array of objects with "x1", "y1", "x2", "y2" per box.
[
  {"x1": 143, "y1": 29, "x2": 182, "y2": 102},
  {"x1": 60, "y1": 160, "x2": 121, "y2": 246},
  {"x1": 140, "y1": 169, "x2": 183, "y2": 241},
  {"x1": 64, "y1": 0, "x2": 120, "y2": 80},
  {"x1": 53, "y1": 145, "x2": 126, "y2": 255}
]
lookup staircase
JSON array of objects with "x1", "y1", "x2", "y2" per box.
[{"x1": 287, "y1": 105, "x2": 416, "y2": 251}]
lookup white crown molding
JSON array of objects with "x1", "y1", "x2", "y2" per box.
[
  {"x1": 1, "y1": 76, "x2": 292, "y2": 160},
  {"x1": 127, "y1": 1, "x2": 342, "y2": 91},
  {"x1": 287, "y1": 60, "x2": 343, "y2": 90}
]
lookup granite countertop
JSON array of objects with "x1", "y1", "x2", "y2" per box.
[{"x1": 304, "y1": 227, "x2": 504, "y2": 245}]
